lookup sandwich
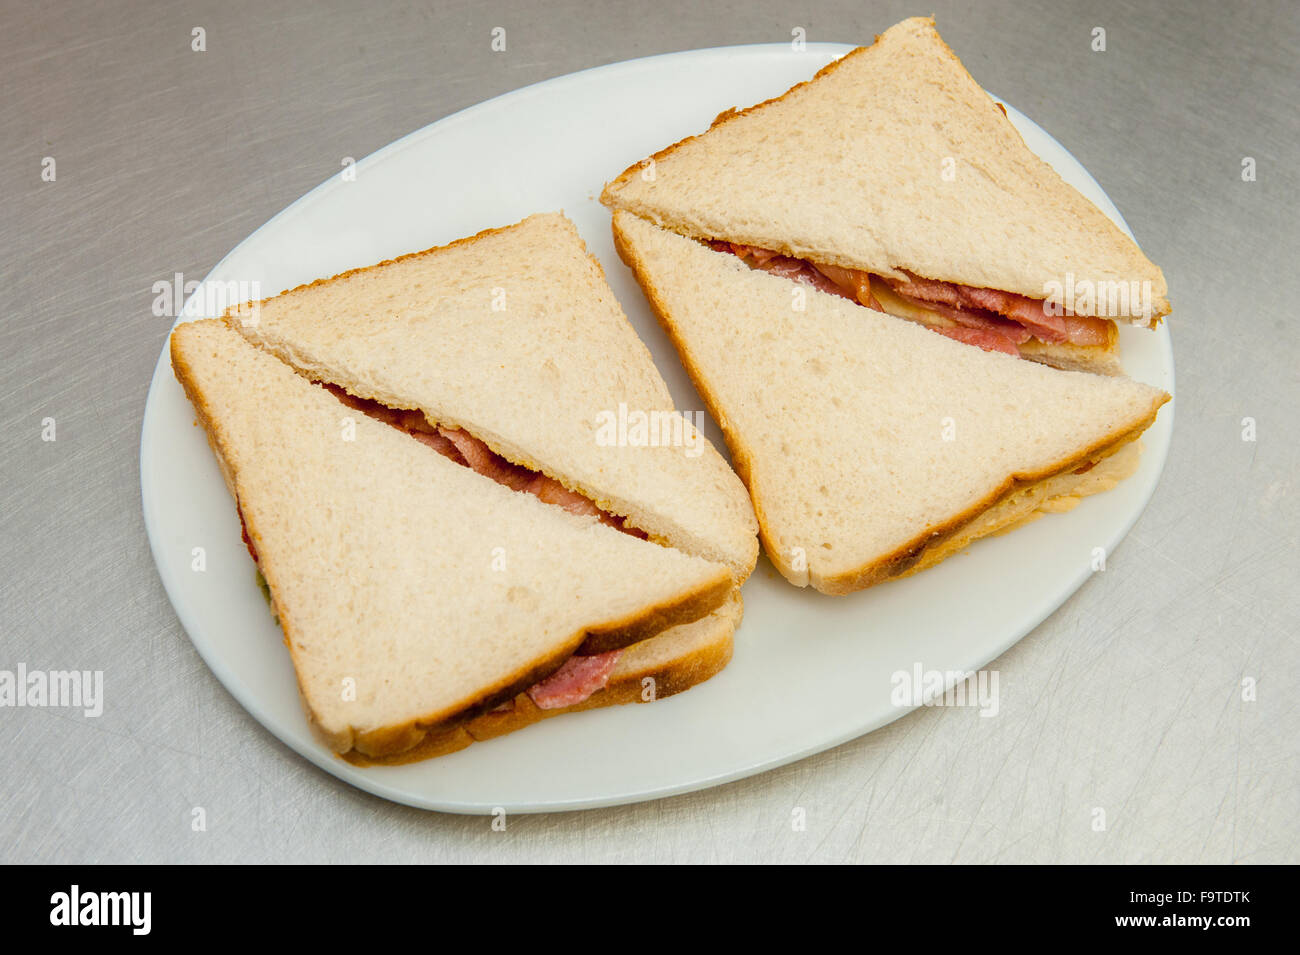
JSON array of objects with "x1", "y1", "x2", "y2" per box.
[
  {"x1": 610, "y1": 210, "x2": 1170, "y2": 594},
  {"x1": 172, "y1": 213, "x2": 757, "y2": 764},
  {"x1": 601, "y1": 16, "x2": 1170, "y2": 375}
]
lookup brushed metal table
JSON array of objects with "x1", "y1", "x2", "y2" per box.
[{"x1": 2, "y1": 0, "x2": 1296, "y2": 863}]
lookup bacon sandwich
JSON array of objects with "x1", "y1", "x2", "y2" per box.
[
  {"x1": 609, "y1": 210, "x2": 1169, "y2": 594},
  {"x1": 600, "y1": 16, "x2": 1170, "y2": 375},
  {"x1": 170, "y1": 214, "x2": 757, "y2": 764}
]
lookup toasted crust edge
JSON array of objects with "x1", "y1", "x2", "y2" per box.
[
  {"x1": 169, "y1": 320, "x2": 733, "y2": 762},
  {"x1": 600, "y1": 40, "x2": 882, "y2": 207},
  {"x1": 340, "y1": 590, "x2": 743, "y2": 766},
  {"x1": 610, "y1": 214, "x2": 1170, "y2": 597},
  {"x1": 600, "y1": 18, "x2": 1171, "y2": 324},
  {"x1": 223, "y1": 213, "x2": 572, "y2": 323}
]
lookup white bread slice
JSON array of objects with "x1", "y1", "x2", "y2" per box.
[
  {"x1": 611, "y1": 212, "x2": 1170, "y2": 594},
  {"x1": 349, "y1": 590, "x2": 743, "y2": 765},
  {"x1": 225, "y1": 213, "x2": 758, "y2": 583},
  {"x1": 170, "y1": 319, "x2": 733, "y2": 761},
  {"x1": 601, "y1": 16, "x2": 1169, "y2": 326}
]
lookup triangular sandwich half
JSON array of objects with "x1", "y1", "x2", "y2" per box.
[
  {"x1": 171, "y1": 320, "x2": 738, "y2": 764},
  {"x1": 226, "y1": 212, "x2": 757, "y2": 584},
  {"x1": 611, "y1": 211, "x2": 1170, "y2": 594},
  {"x1": 602, "y1": 16, "x2": 1169, "y2": 374}
]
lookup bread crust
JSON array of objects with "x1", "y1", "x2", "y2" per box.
[
  {"x1": 808, "y1": 425, "x2": 1159, "y2": 594},
  {"x1": 170, "y1": 321, "x2": 733, "y2": 762},
  {"x1": 600, "y1": 43, "x2": 879, "y2": 208},
  {"x1": 611, "y1": 214, "x2": 1169, "y2": 596},
  {"x1": 225, "y1": 215, "x2": 566, "y2": 324},
  {"x1": 340, "y1": 591, "x2": 742, "y2": 766}
]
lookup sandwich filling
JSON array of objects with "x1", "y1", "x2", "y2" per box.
[
  {"x1": 523, "y1": 650, "x2": 624, "y2": 710},
  {"x1": 710, "y1": 242, "x2": 1114, "y2": 359}
]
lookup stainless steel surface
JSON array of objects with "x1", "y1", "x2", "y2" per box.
[{"x1": 2, "y1": 0, "x2": 1296, "y2": 863}]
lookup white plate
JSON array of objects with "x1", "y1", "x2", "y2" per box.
[{"x1": 140, "y1": 43, "x2": 1174, "y2": 813}]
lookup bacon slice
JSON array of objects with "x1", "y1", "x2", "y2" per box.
[
  {"x1": 239, "y1": 509, "x2": 259, "y2": 563},
  {"x1": 889, "y1": 272, "x2": 964, "y2": 309},
  {"x1": 408, "y1": 428, "x2": 464, "y2": 462},
  {"x1": 528, "y1": 473, "x2": 605, "y2": 519},
  {"x1": 930, "y1": 325, "x2": 1021, "y2": 356},
  {"x1": 893, "y1": 273, "x2": 1068, "y2": 344},
  {"x1": 436, "y1": 427, "x2": 531, "y2": 491},
  {"x1": 710, "y1": 244, "x2": 1111, "y2": 353},
  {"x1": 812, "y1": 262, "x2": 883, "y2": 310},
  {"x1": 1061, "y1": 313, "x2": 1114, "y2": 347},
  {"x1": 527, "y1": 649, "x2": 623, "y2": 709},
  {"x1": 754, "y1": 254, "x2": 854, "y2": 299},
  {"x1": 889, "y1": 290, "x2": 1032, "y2": 345},
  {"x1": 725, "y1": 242, "x2": 781, "y2": 266},
  {"x1": 953, "y1": 285, "x2": 1068, "y2": 344},
  {"x1": 723, "y1": 244, "x2": 856, "y2": 302}
]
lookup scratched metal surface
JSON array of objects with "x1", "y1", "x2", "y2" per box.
[{"x1": 1, "y1": 0, "x2": 1297, "y2": 863}]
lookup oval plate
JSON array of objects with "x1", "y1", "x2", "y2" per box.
[{"x1": 140, "y1": 43, "x2": 1174, "y2": 813}]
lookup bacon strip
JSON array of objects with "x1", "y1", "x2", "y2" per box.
[
  {"x1": 714, "y1": 245, "x2": 1111, "y2": 353},
  {"x1": 527, "y1": 649, "x2": 624, "y2": 709},
  {"x1": 755, "y1": 254, "x2": 856, "y2": 299},
  {"x1": 408, "y1": 428, "x2": 465, "y2": 461},
  {"x1": 811, "y1": 261, "x2": 883, "y2": 310},
  {"x1": 1061, "y1": 313, "x2": 1114, "y2": 347},
  {"x1": 945, "y1": 283, "x2": 1068, "y2": 344},
  {"x1": 930, "y1": 325, "x2": 1020, "y2": 356},
  {"x1": 889, "y1": 289, "x2": 1032, "y2": 345}
]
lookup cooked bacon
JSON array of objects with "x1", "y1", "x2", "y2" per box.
[
  {"x1": 929, "y1": 325, "x2": 1021, "y2": 356},
  {"x1": 726, "y1": 242, "x2": 781, "y2": 266},
  {"x1": 754, "y1": 254, "x2": 854, "y2": 300},
  {"x1": 754, "y1": 255, "x2": 808, "y2": 281},
  {"x1": 1062, "y1": 313, "x2": 1113, "y2": 347},
  {"x1": 889, "y1": 272, "x2": 964, "y2": 309},
  {"x1": 239, "y1": 509, "x2": 259, "y2": 563},
  {"x1": 436, "y1": 427, "x2": 531, "y2": 491},
  {"x1": 893, "y1": 273, "x2": 1068, "y2": 344},
  {"x1": 408, "y1": 428, "x2": 465, "y2": 462},
  {"x1": 710, "y1": 243, "x2": 1111, "y2": 353},
  {"x1": 724, "y1": 244, "x2": 856, "y2": 302},
  {"x1": 954, "y1": 285, "x2": 1068, "y2": 344},
  {"x1": 527, "y1": 649, "x2": 623, "y2": 710},
  {"x1": 812, "y1": 262, "x2": 884, "y2": 310},
  {"x1": 889, "y1": 289, "x2": 1032, "y2": 345},
  {"x1": 528, "y1": 473, "x2": 604, "y2": 518}
]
